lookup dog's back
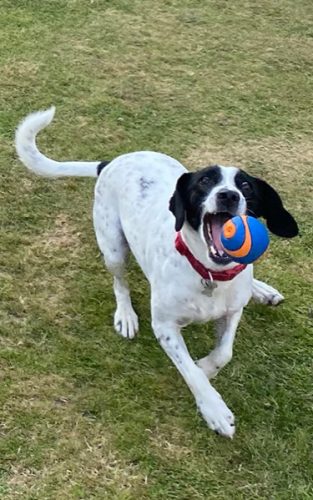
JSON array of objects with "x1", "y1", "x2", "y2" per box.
[{"x1": 94, "y1": 151, "x2": 185, "y2": 277}]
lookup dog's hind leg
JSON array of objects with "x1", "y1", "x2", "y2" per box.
[
  {"x1": 111, "y1": 267, "x2": 139, "y2": 339},
  {"x1": 252, "y1": 279, "x2": 284, "y2": 306},
  {"x1": 94, "y1": 203, "x2": 138, "y2": 340}
]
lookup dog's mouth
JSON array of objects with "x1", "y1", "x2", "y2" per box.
[{"x1": 203, "y1": 212, "x2": 232, "y2": 265}]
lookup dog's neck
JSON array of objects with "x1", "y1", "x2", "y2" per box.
[{"x1": 180, "y1": 223, "x2": 236, "y2": 272}]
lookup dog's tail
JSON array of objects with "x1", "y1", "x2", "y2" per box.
[{"x1": 15, "y1": 107, "x2": 105, "y2": 178}]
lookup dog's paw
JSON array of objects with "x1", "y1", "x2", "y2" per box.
[
  {"x1": 252, "y1": 280, "x2": 284, "y2": 306},
  {"x1": 114, "y1": 305, "x2": 138, "y2": 339},
  {"x1": 197, "y1": 347, "x2": 232, "y2": 379},
  {"x1": 197, "y1": 391, "x2": 235, "y2": 438},
  {"x1": 266, "y1": 291, "x2": 284, "y2": 306},
  {"x1": 197, "y1": 357, "x2": 220, "y2": 379}
]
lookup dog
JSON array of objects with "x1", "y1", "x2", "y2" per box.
[{"x1": 15, "y1": 107, "x2": 298, "y2": 438}]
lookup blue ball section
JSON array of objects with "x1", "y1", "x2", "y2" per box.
[
  {"x1": 221, "y1": 215, "x2": 270, "y2": 264},
  {"x1": 221, "y1": 217, "x2": 246, "y2": 251}
]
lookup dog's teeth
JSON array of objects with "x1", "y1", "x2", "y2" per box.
[{"x1": 210, "y1": 245, "x2": 217, "y2": 255}]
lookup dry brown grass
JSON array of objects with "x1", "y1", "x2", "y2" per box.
[
  {"x1": 30, "y1": 214, "x2": 82, "y2": 256},
  {"x1": 187, "y1": 137, "x2": 313, "y2": 180},
  {"x1": 186, "y1": 137, "x2": 313, "y2": 221}
]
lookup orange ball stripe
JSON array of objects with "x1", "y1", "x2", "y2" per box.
[
  {"x1": 223, "y1": 215, "x2": 252, "y2": 258},
  {"x1": 223, "y1": 220, "x2": 237, "y2": 238}
]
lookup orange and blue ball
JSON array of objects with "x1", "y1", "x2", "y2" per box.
[{"x1": 221, "y1": 215, "x2": 269, "y2": 264}]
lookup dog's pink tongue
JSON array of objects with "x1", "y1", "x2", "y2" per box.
[{"x1": 210, "y1": 219, "x2": 224, "y2": 251}]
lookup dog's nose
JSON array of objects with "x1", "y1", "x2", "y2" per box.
[
  {"x1": 216, "y1": 189, "x2": 240, "y2": 211},
  {"x1": 217, "y1": 190, "x2": 240, "y2": 203}
]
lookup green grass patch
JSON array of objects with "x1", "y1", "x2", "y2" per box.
[{"x1": 1, "y1": 0, "x2": 312, "y2": 498}]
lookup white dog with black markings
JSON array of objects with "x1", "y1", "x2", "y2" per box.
[{"x1": 16, "y1": 107, "x2": 298, "y2": 438}]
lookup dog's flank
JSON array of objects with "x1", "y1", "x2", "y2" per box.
[{"x1": 15, "y1": 107, "x2": 298, "y2": 438}]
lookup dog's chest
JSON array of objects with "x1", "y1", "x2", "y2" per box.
[
  {"x1": 175, "y1": 286, "x2": 232, "y2": 324},
  {"x1": 162, "y1": 268, "x2": 253, "y2": 326}
]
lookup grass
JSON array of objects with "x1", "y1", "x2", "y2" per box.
[{"x1": 1, "y1": 0, "x2": 313, "y2": 498}]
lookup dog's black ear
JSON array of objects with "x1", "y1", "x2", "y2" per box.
[
  {"x1": 169, "y1": 173, "x2": 191, "y2": 231},
  {"x1": 253, "y1": 178, "x2": 298, "y2": 238}
]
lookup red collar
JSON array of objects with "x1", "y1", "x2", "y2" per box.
[{"x1": 175, "y1": 232, "x2": 247, "y2": 282}]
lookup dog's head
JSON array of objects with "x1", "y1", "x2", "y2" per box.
[{"x1": 169, "y1": 165, "x2": 298, "y2": 266}]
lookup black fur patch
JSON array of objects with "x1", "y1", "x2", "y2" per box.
[
  {"x1": 97, "y1": 160, "x2": 110, "y2": 176},
  {"x1": 169, "y1": 165, "x2": 298, "y2": 237},
  {"x1": 235, "y1": 170, "x2": 298, "y2": 238},
  {"x1": 169, "y1": 166, "x2": 222, "y2": 231}
]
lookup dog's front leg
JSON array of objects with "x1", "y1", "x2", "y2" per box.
[
  {"x1": 252, "y1": 278, "x2": 284, "y2": 306},
  {"x1": 152, "y1": 318, "x2": 235, "y2": 438},
  {"x1": 197, "y1": 309, "x2": 243, "y2": 379}
]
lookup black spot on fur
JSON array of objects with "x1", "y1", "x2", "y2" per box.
[
  {"x1": 169, "y1": 166, "x2": 222, "y2": 231},
  {"x1": 139, "y1": 177, "x2": 154, "y2": 198},
  {"x1": 235, "y1": 170, "x2": 298, "y2": 238},
  {"x1": 97, "y1": 161, "x2": 110, "y2": 176}
]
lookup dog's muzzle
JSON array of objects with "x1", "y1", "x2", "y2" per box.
[{"x1": 216, "y1": 189, "x2": 240, "y2": 214}]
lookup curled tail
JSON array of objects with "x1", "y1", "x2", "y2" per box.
[{"x1": 15, "y1": 106, "x2": 105, "y2": 177}]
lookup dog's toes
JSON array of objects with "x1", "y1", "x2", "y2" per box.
[
  {"x1": 268, "y1": 292, "x2": 284, "y2": 306},
  {"x1": 260, "y1": 291, "x2": 284, "y2": 306},
  {"x1": 212, "y1": 408, "x2": 236, "y2": 439},
  {"x1": 252, "y1": 280, "x2": 284, "y2": 306},
  {"x1": 114, "y1": 305, "x2": 138, "y2": 339},
  {"x1": 197, "y1": 394, "x2": 236, "y2": 439}
]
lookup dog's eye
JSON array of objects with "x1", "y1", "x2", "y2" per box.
[
  {"x1": 241, "y1": 182, "x2": 253, "y2": 196},
  {"x1": 199, "y1": 177, "x2": 211, "y2": 186}
]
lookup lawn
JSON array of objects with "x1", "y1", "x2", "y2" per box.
[{"x1": 1, "y1": 0, "x2": 313, "y2": 498}]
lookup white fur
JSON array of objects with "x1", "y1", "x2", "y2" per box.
[
  {"x1": 202, "y1": 166, "x2": 247, "y2": 216},
  {"x1": 15, "y1": 107, "x2": 99, "y2": 177},
  {"x1": 15, "y1": 108, "x2": 284, "y2": 438}
]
